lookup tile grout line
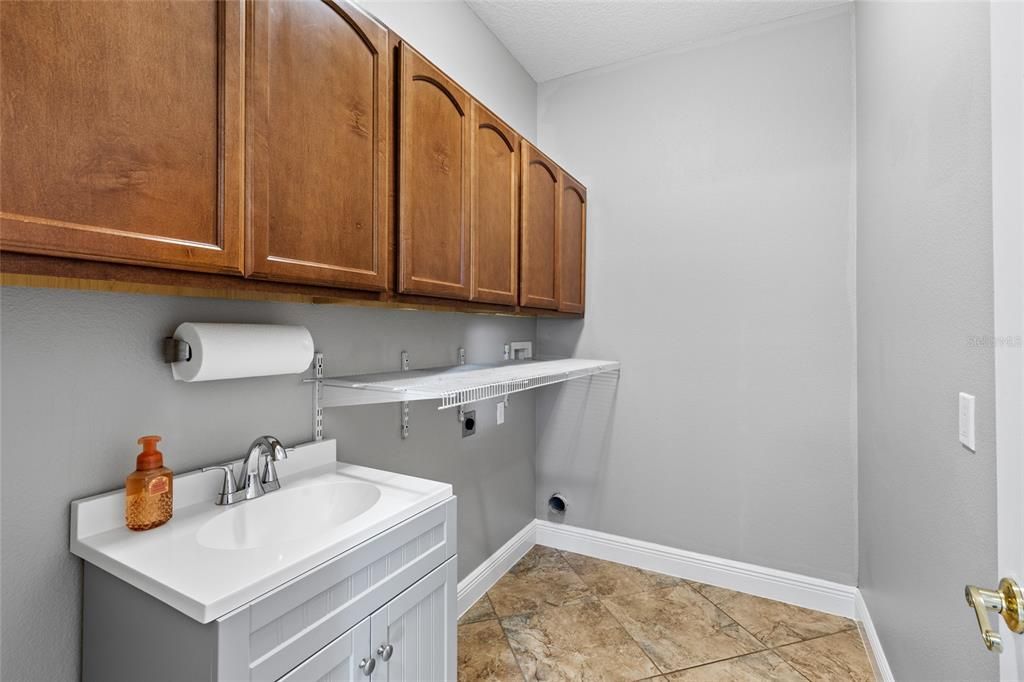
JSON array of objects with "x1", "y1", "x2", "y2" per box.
[
  {"x1": 457, "y1": 593, "x2": 497, "y2": 626},
  {"x1": 772, "y1": 629, "x2": 871, "y2": 681},
  {"x1": 485, "y1": 564, "x2": 532, "y2": 682},
  {"x1": 683, "y1": 580, "x2": 866, "y2": 679},
  {"x1": 684, "y1": 581, "x2": 771, "y2": 654},
  {"x1": 597, "y1": 560, "x2": 861, "y2": 678},
  {"x1": 773, "y1": 624, "x2": 861, "y2": 649},
  {"x1": 492, "y1": 547, "x2": 577, "y2": 682},
  {"x1": 654, "y1": 647, "x2": 814, "y2": 682},
  {"x1": 458, "y1": 592, "x2": 528, "y2": 682},
  {"x1": 679, "y1": 598, "x2": 862, "y2": 679},
  {"x1": 770, "y1": 624, "x2": 875, "y2": 680},
  {"x1": 692, "y1": 582, "x2": 859, "y2": 645},
  {"x1": 554, "y1": 548, "x2": 670, "y2": 679},
  {"x1": 650, "y1": 628, "x2": 865, "y2": 682},
  {"x1": 594, "y1": 595, "x2": 667, "y2": 678},
  {"x1": 493, "y1": 610, "x2": 530, "y2": 682}
]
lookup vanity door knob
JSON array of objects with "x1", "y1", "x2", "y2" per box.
[
  {"x1": 377, "y1": 643, "x2": 393, "y2": 661},
  {"x1": 359, "y1": 657, "x2": 376, "y2": 675}
]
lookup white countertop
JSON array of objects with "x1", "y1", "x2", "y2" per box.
[{"x1": 70, "y1": 439, "x2": 452, "y2": 623}]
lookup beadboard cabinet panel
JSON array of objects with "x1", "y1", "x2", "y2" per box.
[
  {"x1": 519, "y1": 142, "x2": 560, "y2": 310},
  {"x1": 0, "y1": 0, "x2": 244, "y2": 273},
  {"x1": 397, "y1": 44, "x2": 472, "y2": 300},
  {"x1": 558, "y1": 173, "x2": 586, "y2": 314},
  {"x1": 246, "y1": 0, "x2": 389, "y2": 290},
  {"x1": 469, "y1": 102, "x2": 519, "y2": 305},
  {"x1": 279, "y1": 618, "x2": 369, "y2": 682},
  {"x1": 370, "y1": 558, "x2": 456, "y2": 682}
]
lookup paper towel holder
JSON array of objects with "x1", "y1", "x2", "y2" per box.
[{"x1": 162, "y1": 338, "x2": 192, "y2": 363}]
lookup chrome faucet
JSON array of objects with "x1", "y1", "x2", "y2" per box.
[{"x1": 202, "y1": 435, "x2": 289, "y2": 505}]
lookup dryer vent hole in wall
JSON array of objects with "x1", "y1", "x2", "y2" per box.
[{"x1": 548, "y1": 492, "x2": 567, "y2": 514}]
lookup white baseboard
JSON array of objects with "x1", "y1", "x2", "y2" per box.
[
  {"x1": 456, "y1": 521, "x2": 536, "y2": 617},
  {"x1": 458, "y1": 519, "x2": 891, "y2": 681},
  {"x1": 534, "y1": 520, "x2": 857, "y2": 618},
  {"x1": 855, "y1": 590, "x2": 896, "y2": 682}
]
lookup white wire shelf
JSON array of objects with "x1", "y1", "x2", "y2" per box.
[{"x1": 308, "y1": 358, "x2": 620, "y2": 410}]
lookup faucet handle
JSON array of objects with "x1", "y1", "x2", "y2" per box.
[
  {"x1": 201, "y1": 465, "x2": 238, "y2": 505},
  {"x1": 261, "y1": 456, "x2": 282, "y2": 491},
  {"x1": 257, "y1": 436, "x2": 288, "y2": 492},
  {"x1": 261, "y1": 436, "x2": 288, "y2": 462}
]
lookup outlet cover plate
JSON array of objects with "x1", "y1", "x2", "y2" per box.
[
  {"x1": 959, "y1": 392, "x2": 976, "y2": 451},
  {"x1": 462, "y1": 410, "x2": 477, "y2": 438}
]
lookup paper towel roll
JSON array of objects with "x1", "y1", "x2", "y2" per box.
[{"x1": 170, "y1": 323, "x2": 315, "y2": 382}]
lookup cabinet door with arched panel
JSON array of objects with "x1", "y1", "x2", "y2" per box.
[
  {"x1": 246, "y1": 0, "x2": 389, "y2": 291},
  {"x1": 470, "y1": 102, "x2": 519, "y2": 305},
  {"x1": 558, "y1": 172, "x2": 586, "y2": 314},
  {"x1": 519, "y1": 141, "x2": 560, "y2": 310},
  {"x1": 398, "y1": 44, "x2": 472, "y2": 300}
]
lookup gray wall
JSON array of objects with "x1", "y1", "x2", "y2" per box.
[
  {"x1": 0, "y1": 2, "x2": 538, "y2": 680},
  {"x1": 0, "y1": 288, "x2": 536, "y2": 682},
  {"x1": 856, "y1": 2, "x2": 996, "y2": 679},
  {"x1": 534, "y1": 8, "x2": 859, "y2": 585}
]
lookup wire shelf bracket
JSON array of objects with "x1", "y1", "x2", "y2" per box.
[
  {"x1": 312, "y1": 352, "x2": 324, "y2": 442},
  {"x1": 400, "y1": 350, "x2": 410, "y2": 440}
]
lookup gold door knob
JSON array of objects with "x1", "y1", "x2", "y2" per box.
[{"x1": 965, "y1": 577, "x2": 1024, "y2": 653}]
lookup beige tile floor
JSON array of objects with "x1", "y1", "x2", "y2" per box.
[{"x1": 458, "y1": 546, "x2": 876, "y2": 682}]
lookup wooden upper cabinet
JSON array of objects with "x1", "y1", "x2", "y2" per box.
[
  {"x1": 246, "y1": 0, "x2": 388, "y2": 290},
  {"x1": 470, "y1": 102, "x2": 519, "y2": 305},
  {"x1": 558, "y1": 172, "x2": 586, "y2": 314},
  {"x1": 519, "y1": 142, "x2": 560, "y2": 310},
  {"x1": 398, "y1": 44, "x2": 472, "y2": 300},
  {"x1": 0, "y1": 0, "x2": 244, "y2": 273}
]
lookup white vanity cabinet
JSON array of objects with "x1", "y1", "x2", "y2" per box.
[
  {"x1": 81, "y1": 495, "x2": 457, "y2": 682},
  {"x1": 284, "y1": 559, "x2": 456, "y2": 682}
]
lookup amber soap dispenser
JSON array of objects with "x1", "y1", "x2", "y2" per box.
[{"x1": 125, "y1": 435, "x2": 173, "y2": 531}]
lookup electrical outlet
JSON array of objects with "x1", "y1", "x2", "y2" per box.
[{"x1": 462, "y1": 410, "x2": 476, "y2": 438}]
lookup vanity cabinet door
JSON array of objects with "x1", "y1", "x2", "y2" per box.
[
  {"x1": 469, "y1": 101, "x2": 519, "y2": 305},
  {"x1": 519, "y1": 141, "x2": 560, "y2": 310},
  {"x1": 397, "y1": 44, "x2": 472, "y2": 300},
  {"x1": 246, "y1": 0, "x2": 389, "y2": 291},
  {"x1": 212, "y1": 498, "x2": 455, "y2": 682},
  {"x1": 558, "y1": 172, "x2": 586, "y2": 314},
  {"x1": 279, "y1": 618, "x2": 370, "y2": 682},
  {"x1": 370, "y1": 558, "x2": 456, "y2": 682},
  {"x1": 0, "y1": 0, "x2": 244, "y2": 274}
]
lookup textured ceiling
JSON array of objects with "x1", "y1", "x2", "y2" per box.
[{"x1": 467, "y1": 0, "x2": 848, "y2": 82}]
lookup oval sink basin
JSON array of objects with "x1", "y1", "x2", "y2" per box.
[{"x1": 196, "y1": 480, "x2": 382, "y2": 550}]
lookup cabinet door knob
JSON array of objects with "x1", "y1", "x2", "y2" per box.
[
  {"x1": 359, "y1": 657, "x2": 376, "y2": 675},
  {"x1": 377, "y1": 643, "x2": 394, "y2": 661}
]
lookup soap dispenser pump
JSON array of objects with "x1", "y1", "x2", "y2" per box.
[{"x1": 125, "y1": 435, "x2": 173, "y2": 531}]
